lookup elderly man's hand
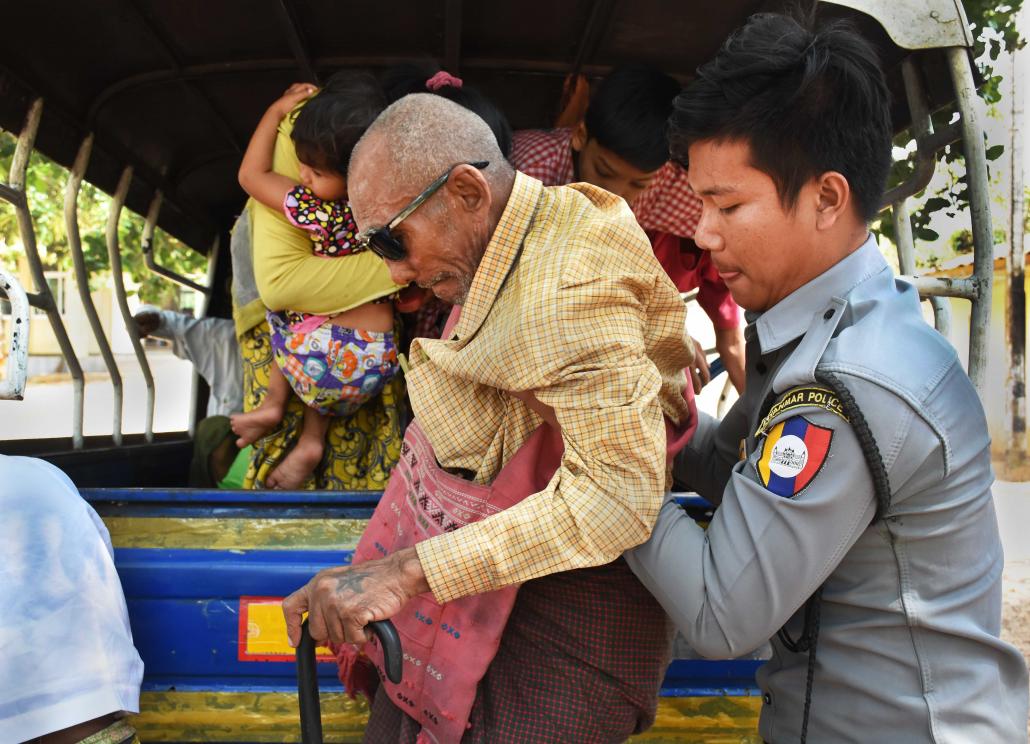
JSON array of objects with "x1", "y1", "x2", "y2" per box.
[{"x1": 282, "y1": 547, "x2": 430, "y2": 648}]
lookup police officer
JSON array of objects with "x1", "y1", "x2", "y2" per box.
[{"x1": 625, "y1": 14, "x2": 1029, "y2": 743}]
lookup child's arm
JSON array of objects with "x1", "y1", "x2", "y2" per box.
[{"x1": 239, "y1": 83, "x2": 317, "y2": 210}]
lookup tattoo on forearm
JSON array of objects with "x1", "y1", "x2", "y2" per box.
[{"x1": 334, "y1": 569, "x2": 372, "y2": 596}]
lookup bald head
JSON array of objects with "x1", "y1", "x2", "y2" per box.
[
  {"x1": 346, "y1": 94, "x2": 516, "y2": 306},
  {"x1": 349, "y1": 93, "x2": 512, "y2": 206}
]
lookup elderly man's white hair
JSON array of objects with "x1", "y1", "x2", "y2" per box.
[{"x1": 349, "y1": 93, "x2": 513, "y2": 197}]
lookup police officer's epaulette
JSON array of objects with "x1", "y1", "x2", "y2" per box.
[{"x1": 755, "y1": 385, "x2": 850, "y2": 438}]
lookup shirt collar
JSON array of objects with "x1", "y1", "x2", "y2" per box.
[
  {"x1": 453, "y1": 171, "x2": 543, "y2": 341},
  {"x1": 754, "y1": 234, "x2": 887, "y2": 354}
]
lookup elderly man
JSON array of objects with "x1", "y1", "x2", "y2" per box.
[{"x1": 283, "y1": 94, "x2": 695, "y2": 741}]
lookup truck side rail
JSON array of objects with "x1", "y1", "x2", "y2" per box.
[
  {"x1": 0, "y1": 99, "x2": 85, "y2": 447},
  {"x1": 106, "y1": 166, "x2": 156, "y2": 443},
  {"x1": 65, "y1": 133, "x2": 126, "y2": 443}
]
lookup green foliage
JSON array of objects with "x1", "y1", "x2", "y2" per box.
[
  {"x1": 0, "y1": 130, "x2": 206, "y2": 305},
  {"x1": 921, "y1": 225, "x2": 1006, "y2": 269},
  {"x1": 875, "y1": 1, "x2": 1023, "y2": 259},
  {"x1": 951, "y1": 228, "x2": 975, "y2": 255}
]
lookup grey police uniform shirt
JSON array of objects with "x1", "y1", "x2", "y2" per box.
[{"x1": 627, "y1": 236, "x2": 1029, "y2": 743}]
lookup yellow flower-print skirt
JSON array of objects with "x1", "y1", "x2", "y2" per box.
[{"x1": 239, "y1": 320, "x2": 404, "y2": 490}]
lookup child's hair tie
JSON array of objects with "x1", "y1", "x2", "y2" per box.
[{"x1": 426, "y1": 71, "x2": 463, "y2": 91}]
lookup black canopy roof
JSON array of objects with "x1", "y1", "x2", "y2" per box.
[{"x1": 0, "y1": 0, "x2": 941, "y2": 254}]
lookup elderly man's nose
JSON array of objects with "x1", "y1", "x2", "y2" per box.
[{"x1": 386, "y1": 260, "x2": 416, "y2": 286}]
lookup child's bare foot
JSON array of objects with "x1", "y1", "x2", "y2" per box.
[
  {"x1": 265, "y1": 436, "x2": 324, "y2": 490},
  {"x1": 230, "y1": 403, "x2": 284, "y2": 448}
]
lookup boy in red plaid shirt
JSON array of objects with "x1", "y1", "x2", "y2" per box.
[{"x1": 512, "y1": 64, "x2": 746, "y2": 392}]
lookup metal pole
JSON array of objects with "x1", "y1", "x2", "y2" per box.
[
  {"x1": 894, "y1": 58, "x2": 952, "y2": 337},
  {"x1": 141, "y1": 191, "x2": 211, "y2": 294},
  {"x1": 892, "y1": 198, "x2": 952, "y2": 336},
  {"x1": 892, "y1": 197, "x2": 917, "y2": 272},
  {"x1": 894, "y1": 275, "x2": 978, "y2": 300},
  {"x1": 201, "y1": 235, "x2": 219, "y2": 318},
  {"x1": 65, "y1": 135, "x2": 125, "y2": 445},
  {"x1": 881, "y1": 59, "x2": 938, "y2": 210},
  {"x1": 106, "y1": 166, "x2": 155, "y2": 442},
  {"x1": 187, "y1": 235, "x2": 220, "y2": 437},
  {"x1": 0, "y1": 267, "x2": 29, "y2": 400},
  {"x1": 946, "y1": 47, "x2": 993, "y2": 398},
  {"x1": 1, "y1": 99, "x2": 85, "y2": 447},
  {"x1": 1005, "y1": 47, "x2": 1027, "y2": 473}
]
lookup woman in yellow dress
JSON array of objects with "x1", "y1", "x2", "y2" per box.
[{"x1": 231, "y1": 95, "x2": 404, "y2": 491}]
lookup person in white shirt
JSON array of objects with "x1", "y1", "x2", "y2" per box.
[
  {"x1": 0, "y1": 455, "x2": 144, "y2": 744},
  {"x1": 134, "y1": 307, "x2": 243, "y2": 416}
]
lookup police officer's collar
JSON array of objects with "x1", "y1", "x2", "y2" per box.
[{"x1": 751, "y1": 234, "x2": 888, "y2": 354}]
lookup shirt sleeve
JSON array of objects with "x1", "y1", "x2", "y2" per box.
[
  {"x1": 251, "y1": 198, "x2": 399, "y2": 313},
  {"x1": 282, "y1": 186, "x2": 329, "y2": 238},
  {"x1": 416, "y1": 273, "x2": 671, "y2": 603},
  {"x1": 673, "y1": 403, "x2": 749, "y2": 505},
  {"x1": 152, "y1": 310, "x2": 198, "y2": 362},
  {"x1": 625, "y1": 390, "x2": 926, "y2": 658}
]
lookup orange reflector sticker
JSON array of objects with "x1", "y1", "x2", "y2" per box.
[{"x1": 237, "y1": 596, "x2": 335, "y2": 662}]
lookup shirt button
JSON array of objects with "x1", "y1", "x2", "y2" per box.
[{"x1": 763, "y1": 693, "x2": 772, "y2": 705}]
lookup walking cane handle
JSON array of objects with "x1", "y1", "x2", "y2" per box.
[
  {"x1": 369, "y1": 619, "x2": 403, "y2": 683},
  {"x1": 295, "y1": 618, "x2": 403, "y2": 743}
]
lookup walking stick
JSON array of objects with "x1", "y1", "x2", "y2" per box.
[{"x1": 297, "y1": 618, "x2": 404, "y2": 744}]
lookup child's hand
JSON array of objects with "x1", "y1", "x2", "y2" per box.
[{"x1": 272, "y1": 83, "x2": 318, "y2": 118}]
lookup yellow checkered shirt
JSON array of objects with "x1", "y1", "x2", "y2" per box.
[{"x1": 411, "y1": 172, "x2": 694, "y2": 603}]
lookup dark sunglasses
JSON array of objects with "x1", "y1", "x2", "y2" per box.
[{"x1": 357, "y1": 161, "x2": 489, "y2": 261}]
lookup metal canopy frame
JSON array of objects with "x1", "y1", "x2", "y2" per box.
[
  {"x1": 121, "y1": 0, "x2": 243, "y2": 155},
  {"x1": 274, "y1": 0, "x2": 319, "y2": 85},
  {"x1": 888, "y1": 47, "x2": 993, "y2": 397},
  {"x1": 106, "y1": 165, "x2": 156, "y2": 444},
  {"x1": 65, "y1": 133, "x2": 125, "y2": 443},
  {"x1": 141, "y1": 192, "x2": 211, "y2": 295},
  {"x1": 0, "y1": 0, "x2": 1003, "y2": 451},
  {"x1": 0, "y1": 100, "x2": 86, "y2": 447},
  {"x1": 857, "y1": 0, "x2": 995, "y2": 398}
]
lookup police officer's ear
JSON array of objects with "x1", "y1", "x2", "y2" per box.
[{"x1": 813, "y1": 171, "x2": 852, "y2": 231}]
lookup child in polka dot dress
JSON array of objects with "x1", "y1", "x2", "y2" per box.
[{"x1": 232, "y1": 74, "x2": 421, "y2": 489}]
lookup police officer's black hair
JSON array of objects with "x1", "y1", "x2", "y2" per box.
[
  {"x1": 584, "y1": 64, "x2": 681, "y2": 173},
  {"x1": 291, "y1": 70, "x2": 387, "y2": 176},
  {"x1": 670, "y1": 13, "x2": 892, "y2": 221},
  {"x1": 380, "y1": 62, "x2": 514, "y2": 158}
]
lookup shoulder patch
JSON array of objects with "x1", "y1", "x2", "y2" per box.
[
  {"x1": 757, "y1": 416, "x2": 833, "y2": 498},
  {"x1": 756, "y1": 385, "x2": 849, "y2": 438}
]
